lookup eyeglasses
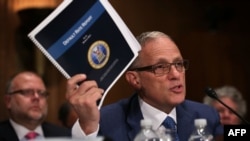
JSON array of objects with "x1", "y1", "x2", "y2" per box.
[
  {"x1": 130, "y1": 60, "x2": 189, "y2": 76},
  {"x1": 8, "y1": 89, "x2": 49, "y2": 98}
]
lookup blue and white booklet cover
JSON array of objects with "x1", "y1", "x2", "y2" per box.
[{"x1": 28, "y1": 0, "x2": 140, "y2": 108}]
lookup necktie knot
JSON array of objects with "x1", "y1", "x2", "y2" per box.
[
  {"x1": 162, "y1": 116, "x2": 179, "y2": 141},
  {"x1": 25, "y1": 131, "x2": 38, "y2": 140},
  {"x1": 163, "y1": 116, "x2": 176, "y2": 130}
]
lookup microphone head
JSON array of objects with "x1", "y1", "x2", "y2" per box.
[{"x1": 204, "y1": 87, "x2": 218, "y2": 99}]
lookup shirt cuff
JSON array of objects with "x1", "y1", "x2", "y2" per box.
[{"x1": 72, "y1": 119, "x2": 99, "y2": 139}]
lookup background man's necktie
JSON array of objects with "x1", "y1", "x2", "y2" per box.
[
  {"x1": 162, "y1": 116, "x2": 180, "y2": 141},
  {"x1": 25, "y1": 131, "x2": 38, "y2": 140}
]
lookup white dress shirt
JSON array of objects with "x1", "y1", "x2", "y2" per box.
[
  {"x1": 139, "y1": 97, "x2": 177, "y2": 131},
  {"x1": 9, "y1": 119, "x2": 44, "y2": 141}
]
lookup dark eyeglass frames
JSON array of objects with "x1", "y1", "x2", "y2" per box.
[
  {"x1": 8, "y1": 89, "x2": 49, "y2": 98},
  {"x1": 130, "y1": 60, "x2": 189, "y2": 76}
]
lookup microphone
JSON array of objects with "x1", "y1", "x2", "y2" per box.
[{"x1": 204, "y1": 87, "x2": 250, "y2": 125}]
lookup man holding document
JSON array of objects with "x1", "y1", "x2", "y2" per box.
[{"x1": 66, "y1": 31, "x2": 223, "y2": 141}]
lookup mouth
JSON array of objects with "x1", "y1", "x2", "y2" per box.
[
  {"x1": 170, "y1": 85, "x2": 183, "y2": 93},
  {"x1": 30, "y1": 106, "x2": 41, "y2": 111}
]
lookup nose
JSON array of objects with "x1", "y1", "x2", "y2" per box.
[
  {"x1": 33, "y1": 91, "x2": 41, "y2": 98},
  {"x1": 221, "y1": 110, "x2": 231, "y2": 117}
]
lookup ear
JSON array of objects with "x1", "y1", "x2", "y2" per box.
[
  {"x1": 125, "y1": 71, "x2": 140, "y2": 89},
  {"x1": 4, "y1": 95, "x2": 11, "y2": 109}
]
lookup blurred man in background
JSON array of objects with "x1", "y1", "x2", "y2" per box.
[{"x1": 0, "y1": 71, "x2": 71, "y2": 141}]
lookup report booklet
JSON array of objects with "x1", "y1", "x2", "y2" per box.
[{"x1": 28, "y1": 0, "x2": 140, "y2": 108}]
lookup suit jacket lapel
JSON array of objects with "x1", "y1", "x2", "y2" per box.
[
  {"x1": 126, "y1": 94, "x2": 144, "y2": 141},
  {"x1": 0, "y1": 120, "x2": 19, "y2": 141},
  {"x1": 176, "y1": 101, "x2": 196, "y2": 141}
]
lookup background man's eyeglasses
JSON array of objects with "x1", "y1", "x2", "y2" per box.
[
  {"x1": 8, "y1": 89, "x2": 49, "y2": 98},
  {"x1": 130, "y1": 60, "x2": 189, "y2": 76}
]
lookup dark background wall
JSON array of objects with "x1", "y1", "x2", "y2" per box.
[{"x1": 1, "y1": 0, "x2": 249, "y2": 124}]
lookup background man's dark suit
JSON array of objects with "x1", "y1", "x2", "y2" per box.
[{"x1": 0, "y1": 120, "x2": 71, "y2": 141}]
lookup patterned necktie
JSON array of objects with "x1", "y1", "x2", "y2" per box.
[
  {"x1": 25, "y1": 131, "x2": 38, "y2": 140},
  {"x1": 162, "y1": 116, "x2": 179, "y2": 141}
]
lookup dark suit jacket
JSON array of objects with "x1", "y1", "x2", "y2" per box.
[
  {"x1": 99, "y1": 94, "x2": 223, "y2": 141},
  {"x1": 0, "y1": 120, "x2": 71, "y2": 141}
]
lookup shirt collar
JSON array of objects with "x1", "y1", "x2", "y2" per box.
[
  {"x1": 9, "y1": 119, "x2": 44, "y2": 140},
  {"x1": 138, "y1": 96, "x2": 177, "y2": 130}
]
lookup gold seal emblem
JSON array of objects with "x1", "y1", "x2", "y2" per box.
[{"x1": 88, "y1": 40, "x2": 110, "y2": 69}]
